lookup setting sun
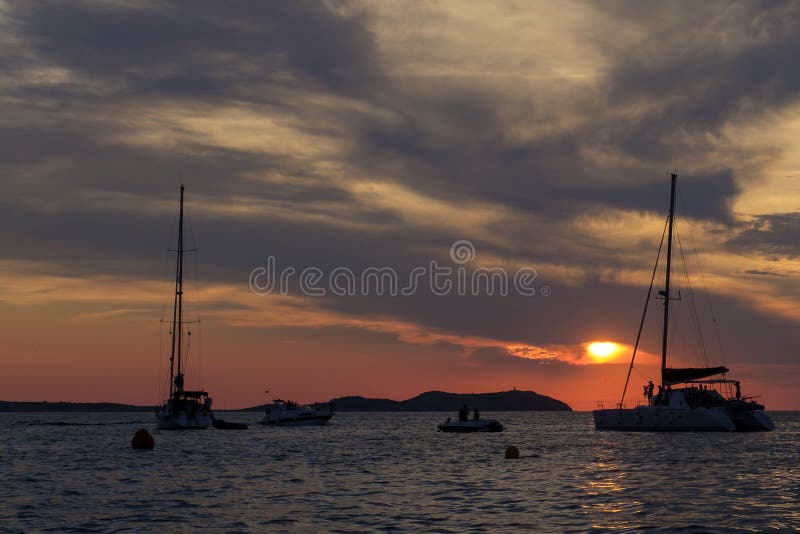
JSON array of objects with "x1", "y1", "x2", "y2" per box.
[{"x1": 587, "y1": 342, "x2": 621, "y2": 361}]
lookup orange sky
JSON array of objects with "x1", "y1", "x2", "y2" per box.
[{"x1": 0, "y1": 281, "x2": 795, "y2": 409}]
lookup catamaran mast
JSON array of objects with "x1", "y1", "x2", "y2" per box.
[
  {"x1": 661, "y1": 173, "x2": 677, "y2": 387},
  {"x1": 168, "y1": 185, "x2": 185, "y2": 397}
]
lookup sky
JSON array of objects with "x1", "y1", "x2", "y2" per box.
[{"x1": 1, "y1": 0, "x2": 800, "y2": 410}]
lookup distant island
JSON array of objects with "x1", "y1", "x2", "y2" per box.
[
  {"x1": 0, "y1": 401, "x2": 156, "y2": 412},
  {"x1": 0, "y1": 390, "x2": 571, "y2": 412},
  {"x1": 245, "y1": 389, "x2": 571, "y2": 412}
]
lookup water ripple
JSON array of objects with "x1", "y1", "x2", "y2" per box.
[{"x1": 0, "y1": 411, "x2": 798, "y2": 531}]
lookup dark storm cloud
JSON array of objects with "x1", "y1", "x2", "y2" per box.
[
  {"x1": 0, "y1": 0, "x2": 768, "y2": 238},
  {"x1": 15, "y1": 0, "x2": 382, "y2": 98},
  {"x1": 346, "y1": 73, "x2": 743, "y2": 225},
  {"x1": 607, "y1": 1, "x2": 800, "y2": 129},
  {"x1": 10, "y1": 0, "x2": 750, "y2": 231},
  {"x1": 728, "y1": 212, "x2": 800, "y2": 258},
  {"x1": 0, "y1": 124, "x2": 357, "y2": 204},
  {"x1": 336, "y1": 1, "x2": 798, "y2": 229},
  {"x1": 1, "y1": 0, "x2": 399, "y2": 283}
]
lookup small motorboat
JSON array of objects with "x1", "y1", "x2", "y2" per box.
[
  {"x1": 262, "y1": 399, "x2": 334, "y2": 426},
  {"x1": 438, "y1": 419, "x2": 504, "y2": 433},
  {"x1": 212, "y1": 418, "x2": 248, "y2": 430},
  {"x1": 438, "y1": 405, "x2": 504, "y2": 432}
]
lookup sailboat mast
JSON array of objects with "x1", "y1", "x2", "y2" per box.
[
  {"x1": 168, "y1": 185, "x2": 185, "y2": 396},
  {"x1": 661, "y1": 173, "x2": 677, "y2": 387},
  {"x1": 176, "y1": 185, "x2": 185, "y2": 390}
]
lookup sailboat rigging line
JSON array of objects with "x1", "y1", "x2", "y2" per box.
[
  {"x1": 619, "y1": 216, "x2": 669, "y2": 408},
  {"x1": 158, "y1": 316, "x2": 163, "y2": 404},
  {"x1": 631, "y1": 365, "x2": 652, "y2": 383},
  {"x1": 186, "y1": 327, "x2": 192, "y2": 381},
  {"x1": 160, "y1": 209, "x2": 178, "y2": 324},
  {"x1": 667, "y1": 288, "x2": 682, "y2": 364},
  {"x1": 198, "y1": 319, "x2": 203, "y2": 389},
  {"x1": 190, "y1": 221, "x2": 203, "y2": 390},
  {"x1": 676, "y1": 184, "x2": 727, "y2": 364},
  {"x1": 675, "y1": 226, "x2": 710, "y2": 366}
]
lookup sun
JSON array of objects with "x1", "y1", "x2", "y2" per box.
[{"x1": 587, "y1": 342, "x2": 620, "y2": 361}]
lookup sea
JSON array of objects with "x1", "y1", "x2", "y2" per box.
[{"x1": 0, "y1": 411, "x2": 798, "y2": 532}]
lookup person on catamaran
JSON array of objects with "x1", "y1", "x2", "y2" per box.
[
  {"x1": 473, "y1": 409, "x2": 480, "y2": 421},
  {"x1": 459, "y1": 404, "x2": 469, "y2": 422},
  {"x1": 655, "y1": 385, "x2": 664, "y2": 405},
  {"x1": 643, "y1": 381, "x2": 654, "y2": 400}
]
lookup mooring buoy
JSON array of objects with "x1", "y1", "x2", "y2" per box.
[{"x1": 131, "y1": 429, "x2": 155, "y2": 450}]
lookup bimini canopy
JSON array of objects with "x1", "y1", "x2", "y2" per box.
[{"x1": 663, "y1": 366, "x2": 729, "y2": 385}]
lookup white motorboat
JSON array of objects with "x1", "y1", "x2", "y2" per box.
[
  {"x1": 155, "y1": 185, "x2": 213, "y2": 430},
  {"x1": 593, "y1": 173, "x2": 773, "y2": 432},
  {"x1": 262, "y1": 400, "x2": 334, "y2": 426}
]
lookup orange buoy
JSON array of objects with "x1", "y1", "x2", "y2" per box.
[
  {"x1": 131, "y1": 429, "x2": 155, "y2": 450},
  {"x1": 505, "y1": 445, "x2": 519, "y2": 459}
]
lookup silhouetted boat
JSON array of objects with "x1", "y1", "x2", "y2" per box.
[
  {"x1": 437, "y1": 419, "x2": 504, "y2": 433},
  {"x1": 261, "y1": 399, "x2": 334, "y2": 426},
  {"x1": 593, "y1": 173, "x2": 773, "y2": 432},
  {"x1": 156, "y1": 185, "x2": 213, "y2": 430},
  {"x1": 438, "y1": 405, "x2": 504, "y2": 432},
  {"x1": 212, "y1": 418, "x2": 248, "y2": 430}
]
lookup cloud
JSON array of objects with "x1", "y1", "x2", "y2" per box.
[
  {"x1": 13, "y1": 1, "x2": 383, "y2": 97},
  {"x1": 728, "y1": 212, "x2": 800, "y2": 258}
]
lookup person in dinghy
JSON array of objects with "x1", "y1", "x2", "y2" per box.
[{"x1": 438, "y1": 405, "x2": 504, "y2": 433}]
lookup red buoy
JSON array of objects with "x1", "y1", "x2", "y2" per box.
[{"x1": 131, "y1": 429, "x2": 155, "y2": 450}]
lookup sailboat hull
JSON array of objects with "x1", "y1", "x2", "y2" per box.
[
  {"x1": 156, "y1": 411, "x2": 212, "y2": 430},
  {"x1": 156, "y1": 396, "x2": 213, "y2": 430}
]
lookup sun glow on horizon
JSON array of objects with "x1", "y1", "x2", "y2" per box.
[{"x1": 586, "y1": 341, "x2": 621, "y2": 362}]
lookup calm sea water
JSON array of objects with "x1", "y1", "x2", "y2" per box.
[{"x1": 0, "y1": 411, "x2": 798, "y2": 532}]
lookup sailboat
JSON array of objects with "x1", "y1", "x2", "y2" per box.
[
  {"x1": 156, "y1": 185, "x2": 213, "y2": 430},
  {"x1": 593, "y1": 173, "x2": 773, "y2": 432}
]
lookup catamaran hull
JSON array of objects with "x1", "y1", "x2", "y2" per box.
[
  {"x1": 730, "y1": 409, "x2": 774, "y2": 431},
  {"x1": 593, "y1": 407, "x2": 735, "y2": 431}
]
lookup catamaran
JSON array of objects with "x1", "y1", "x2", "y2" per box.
[
  {"x1": 593, "y1": 173, "x2": 773, "y2": 432},
  {"x1": 156, "y1": 185, "x2": 213, "y2": 430}
]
